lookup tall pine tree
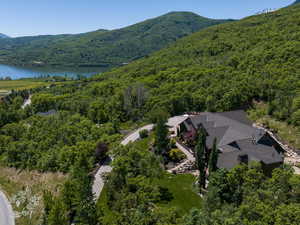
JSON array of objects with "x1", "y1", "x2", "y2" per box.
[
  {"x1": 195, "y1": 127, "x2": 206, "y2": 191},
  {"x1": 209, "y1": 138, "x2": 219, "y2": 175},
  {"x1": 72, "y1": 153, "x2": 97, "y2": 225},
  {"x1": 154, "y1": 116, "x2": 169, "y2": 156}
]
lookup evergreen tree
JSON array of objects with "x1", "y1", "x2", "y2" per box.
[
  {"x1": 195, "y1": 128, "x2": 206, "y2": 191},
  {"x1": 47, "y1": 199, "x2": 69, "y2": 225},
  {"x1": 47, "y1": 199, "x2": 68, "y2": 225},
  {"x1": 72, "y1": 153, "x2": 98, "y2": 225},
  {"x1": 41, "y1": 191, "x2": 54, "y2": 225},
  {"x1": 209, "y1": 138, "x2": 219, "y2": 175},
  {"x1": 154, "y1": 116, "x2": 169, "y2": 156}
]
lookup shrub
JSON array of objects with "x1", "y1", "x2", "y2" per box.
[
  {"x1": 291, "y1": 110, "x2": 300, "y2": 126},
  {"x1": 168, "y1": 149, "x2": 186, "y2": 162},
  {"x1": 169, "y1": 139, "x2": 177, "y2": 148},
  {"x1": 95, "y1": 142, "x2": 109, "y2": 162},
  {"x1": 139, "y1": 129, "x2": 149, "y2": 139}
]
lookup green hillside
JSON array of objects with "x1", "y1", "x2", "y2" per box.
[
  {"x1": 4, "y1": 4, "x2": 298, "y2": 126},
  {"x1": 0, "y1": 12, "x2": 231, "y2": 67},
  {"x1": 86, "y1": 4, "x2": 299, "y2": 123},
  {"x1": 1, "y1": 4, "x2": 300, "y2": 225}
]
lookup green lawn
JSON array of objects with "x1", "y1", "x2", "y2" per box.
[
  {"x1": 97, "y1": 173, "x2": 202, "y2": 221},
  {"x1": 154, "y1": 173, "x2": 202, "y2": 215},
  {"x1": 97, "y1": 134, "x2": 202, "y2": 221}
]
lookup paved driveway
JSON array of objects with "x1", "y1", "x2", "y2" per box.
[
  {"x1": 92, "y1": 158, "x2": 113, "y2": 199},
  {"x1": 93, "y1": 117, "x2": 188, "y2": 200},
  {"x1": 121, "y1": 124, "x2": 154, "y2": 146}
]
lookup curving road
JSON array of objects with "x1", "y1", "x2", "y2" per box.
[
  {"x1": 93, "y1": 117, "x2": 187, "y2": 200},
  {"x1": 0, "y1": 191, "x2": 14, "y2": 225},
  {"x1": 93, "y1": 124, "x2": 154, "y2": 200},
  {"x1": 121, "y1": 124, "x2": 154, "y2": 146},
  {"x1": 92, "y1": 158, "x2": 113, "y2": 199}
]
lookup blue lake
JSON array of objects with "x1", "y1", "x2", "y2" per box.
[{"x1": 0, "y1": 64, "x2": 107, "y2": 80}]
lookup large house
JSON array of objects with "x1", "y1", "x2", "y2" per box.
[{"x1": 174, "y1": 110, "x2": 284, "y2": 172}]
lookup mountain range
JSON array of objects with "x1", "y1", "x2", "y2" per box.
[
  {"x1": 90, "y1": 2, "x2": 300, "y2": 117},
  {"x1": 0, "y1": 33, "x2": 9, "y2": 39},
  {"x1": 0, "y1": 12, "x2": 232, "y2": 68}
]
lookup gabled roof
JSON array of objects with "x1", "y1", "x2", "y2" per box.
[
  {"x1": 167, "y1": 115, "x2": 189, "y2": 128},
  {"x1": 236, "y1": 139, "x2": 283, "y2": 165},
  {"x1": 217, "y1": 110, "x2": 253, "y2": 126},
  {"x1": 190, "y1": 111, "x2": 265, "y2": 147},
  {"x1": 205, "y1": 126, "x2": 229, "y2": 148},
  {"x1": 187, "y1": 110, "x2": 283, "y2": 169}
]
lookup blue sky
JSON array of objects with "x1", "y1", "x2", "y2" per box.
[{"x1": 0, "y1": 0, "x2": 294, "y2": 37}]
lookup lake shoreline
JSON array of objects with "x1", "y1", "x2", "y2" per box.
[{"x1": 0, "y1": 63, "x2": 107, "y2": 80}]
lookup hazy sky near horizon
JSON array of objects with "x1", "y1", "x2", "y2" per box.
[{"x1": 0, "y1": 0, "x2": 294, "y2": 37}]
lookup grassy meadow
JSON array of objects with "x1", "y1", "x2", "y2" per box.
[
  {"x1": 0, "y1": 78, "x2": 75, "y2": 97},
  {"x1": 0, "y1": 80, "x2": 47, "y2": 97}
]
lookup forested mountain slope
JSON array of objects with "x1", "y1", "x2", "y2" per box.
[
  {"x1": 1, "y1": 4, "x2": 300, "y2": 225},
  {"x1": 1, "y1": 3, "x2": 300, "y2": 170},
  {"x1": 0, "y1": 12, "x2": 231, "y2": 67},
  {"x1": 86, "y1": 3, "x2": 300, "y2": 123}
]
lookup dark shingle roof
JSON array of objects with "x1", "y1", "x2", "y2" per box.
[
  {"x1": 236, "y1": 139, "x2": 283, "y2": 165},
  {"x1": 188, "y1": 110, "x2": 283, "y2": 169},
  {"x1": 217, "y1": 110, "x2": 253, "y2": 126},
  {"x1": 205, "y1": 126, "x2": 229, "y2": 148}
]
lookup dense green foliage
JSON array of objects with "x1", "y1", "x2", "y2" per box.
[
  {"x1": 1, "y1": 3, "x2": 300, "y2": 225},
  {"x1": 2, "y1": 3, "x2": 299, "y2": 173},
  {"x1": 98, "y1": 139, "x2": 197, "y2": 225},
  {"x1": 42, "y1": 153, "x2": 98, "y2": 225},
  {"x1": 86, "y1": 4, "x2": 299, "y2": 125},
  {"x1": 0, "y1": 110, "x2": 120, "y2": 172},
  {"x1": 0, "y1": 12, "x2": 230, "y2": 67},
  {"x1": 20, "y1": 4, "x2": 300, "y2": 130},
  {"x1": 98, "y1": 137, "x2": 300, "y2": 225},
  {"x1": 183, "y1": 163, "x2": 300, "y2": 225}
]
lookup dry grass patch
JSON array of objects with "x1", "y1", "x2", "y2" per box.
[
  {"x1": 0, "y1": 80, "x2": 46, "y2": 91},
  {"x1": 248, "y1": 102, "x2": 300, "y2": 150},
  {"x1": 0, "y1": 166, "x2": 67, "y2": 225}
]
